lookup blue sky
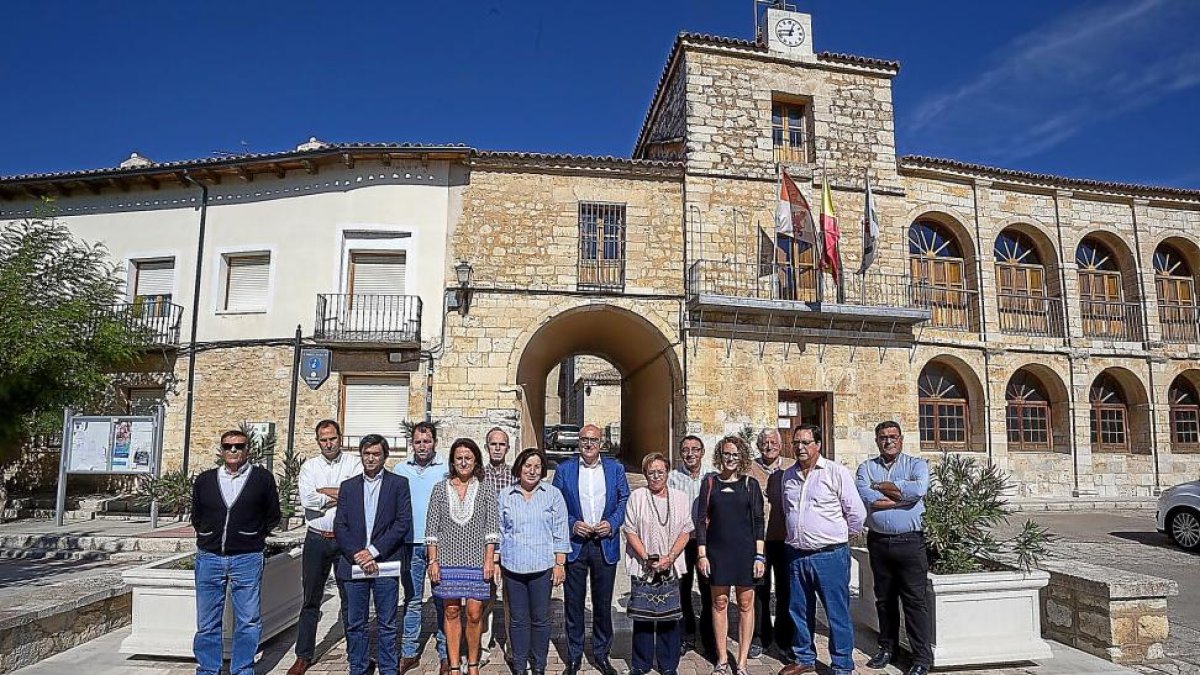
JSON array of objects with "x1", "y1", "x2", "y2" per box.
[{"x1": 3, "y1": 0, "x2": 1198, "y2": 188}]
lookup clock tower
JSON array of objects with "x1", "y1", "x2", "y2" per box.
[{"x1": 758, "y1": 3, "x2": 814, "y2": 59}]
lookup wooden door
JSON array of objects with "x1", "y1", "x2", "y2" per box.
[
  {"x1": 1079, "y1": 270, "x2": 1125, "y2": 338},
  {"x1": 777, "y1": 392, "x2": 833, "y2": 459},
  {"x1": 911, "y1": 257, "x2": 968, "y2": 329},
  {"x1": 997, "y1": 263, "x2": 1048, "y2": 334},
  {"x1": 1157, "y1": 276, "x2": 1197, "y2": 342}
]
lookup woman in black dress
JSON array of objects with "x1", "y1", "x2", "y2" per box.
[{"x1": 696, "y1": 436, "x2": 766, "y2": 675}]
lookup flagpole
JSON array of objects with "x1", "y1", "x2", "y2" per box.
[{"x1": 815, "y1": 171, "x2": 824, "y2": 305}]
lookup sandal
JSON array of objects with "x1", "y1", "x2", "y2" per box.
[
  {"x1": 711, "y1": 663, "x2": 730, "y2": 675},
  {"x1": 466, "y1": 663, "x2": 480, "y2": 675}
]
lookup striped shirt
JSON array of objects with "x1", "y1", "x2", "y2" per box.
[
  {"x1": 667, "y1": 465, "x2": 707, "y2": 538},
  {"x1": 484, "y1": 462, "x2": 516, "y2": 495},
  {"x1": 498, "y1": 481, "x2": 571, "y2": 574}
]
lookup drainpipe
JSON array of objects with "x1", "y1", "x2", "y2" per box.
[{"x1": 180, "y1": 172, "x2": 209, "y2": 473}]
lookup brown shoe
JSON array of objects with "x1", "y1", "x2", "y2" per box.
[
  {"x1": 439, "y1": 658, "x2": 451, "y2": 675},
  {"x1": 398, "y1": 656, "x2": 421, "y2": 674},
  {"x1": 287, "y1": 658, "x2": 311, "y2": 675}
]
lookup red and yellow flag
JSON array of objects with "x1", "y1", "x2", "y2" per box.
[{"x1": 820, "y1": 181, "x2": 841, "y2": 282}]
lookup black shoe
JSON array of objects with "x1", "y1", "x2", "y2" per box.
[
  {"x1": 748, "y1": 640, "x2": 764, "y2": 659},
  {"x1": 906, "y1": 666, "x2": 930, "y2": 675},
  {"x1": 866, "y1": 649, "x2": 894, "y2": 669},
  {"x1": 596, "y1": 659, "x2": 619, "y2": 675},
  {"x1": 628, "y1": 670, "x2": 649, "y2": 675},
  {"x1": 564, "y1": 661, "x2": 582, "y2": 675}
]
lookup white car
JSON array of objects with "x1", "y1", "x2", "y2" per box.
[{"x1": 1157, "y1": 479, "x2": 1200, "y2": 552}]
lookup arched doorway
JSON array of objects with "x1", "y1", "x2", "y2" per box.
[
  {"x1": 995, "y1": 227, "x2": 1062, "y2": 336},
  {"x1": 909, "y1": 219, "x2": 976, "y2": 331},
  {"x1": 1154, "y1": 241, "x2": 1199, "y2": 343},
  {"x1": 515, "y1": 304, "x2": 681, "y2": 468}
]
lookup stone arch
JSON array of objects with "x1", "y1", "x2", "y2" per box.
[
  {"x1": 916, "y1": 354, "x2": 987, "y2": 451},
  {"x1": 907, "y1": 209, "x2": 979, "y2": 264},
  {"x1": 1073, "y1": 229, "x2": 1141, "y2": 300},
  {"x1": 1003, "y1": 363, "x2": 1070, "y2": 453},
  {"x1": 994, "y1": 224, "x2": 1065, "y2": 335},
  {"x1": 909, "y1": 211, "x2": 980, "y2": 331},
  {"x1": 1166, "y1": 370, "x2": 1200, "y2": 453},
  {"x1": 1089, "y1": 367, "x2": 1151, "y2": 454},
  {"x1": 1152, "y1": 236, "x2": 1200, "y2": 343},
  {"x1": 514, "y1": 303, "x2": 682, "y2": 468}
]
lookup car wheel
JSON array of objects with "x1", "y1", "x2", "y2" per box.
[{"x1": 1168, "y1": 508, "x2": 1200, "y2": 552}]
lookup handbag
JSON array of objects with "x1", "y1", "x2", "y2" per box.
[{"x1": 627, "y1": 568, "x2": 682, "y2": 622}]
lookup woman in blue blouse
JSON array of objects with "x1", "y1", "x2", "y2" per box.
[{"x1": 497, "y1": 448, "x2": 570, "y2": 675}]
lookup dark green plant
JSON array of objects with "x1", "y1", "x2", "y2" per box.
[
  {"x1": 923, "y1": 453, "x2": 1054, "y2": 574},
  {"x1": 133, "y1": 468, "x2": 195, "y2": 520},
  {"x1": 736, "y1": 424, "x2": 757, "y2": 445},
  {"x1": 275, "y1": 442, "x2": 303, "y2": 520},
  {"x1": 401, "y1": 419, "x2": 442, "y2": 443}
]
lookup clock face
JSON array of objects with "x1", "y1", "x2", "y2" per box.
[{"x1": 775, "y1": 18, "x2": 805, "y2": 48}]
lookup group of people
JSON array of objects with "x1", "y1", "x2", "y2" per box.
[{"x1": 188, "y1": 418, "x2": 934, "y2": 675}]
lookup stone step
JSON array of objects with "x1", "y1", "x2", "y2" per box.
[
  {"x1": 0, "y1": 533, "x2": 195, "y2": 554},
  {"x1": 1010, "y1": 497, "x2": 1158, "y2": 512},
  {"x1": 0, "y1": 547, "x2": 161, "y2": 562}
]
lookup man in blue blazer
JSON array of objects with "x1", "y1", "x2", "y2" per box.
[
  {"x1": 551, "y1": 424, "x2": 630, "y2": 675},
  {"x1": 334, "y1": 434, "x2": 412, "y2": 675}
]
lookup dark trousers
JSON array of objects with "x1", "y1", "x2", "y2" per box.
[
  {"x1": 503, "y1": 568, "x2": 553, "y2": 672},
  {"x1": 296, "y1": 530, "x2": 346, "y2": 660},
  {"x1": 631, "y1": 617, "x2": 682, "y2": 673},
  {"x1": 753, "y1": 540, "x2": 793, "y2": 653},
  {"x1": 564, "y1": 539, "x2": 617, "y2": 663},
  {"x1": 867, "y1": 531, "x2": 933, "y2": 667},
  {"x1": 681, "y1": 539, "x2": 713, "y2": 651},
  {"x1": 344, "y1": 576, "x2": 400, "y2": 675}
]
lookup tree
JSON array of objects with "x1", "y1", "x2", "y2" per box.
[{"x1": 0, "y1": 206, "x2": 145, "y2": 503}]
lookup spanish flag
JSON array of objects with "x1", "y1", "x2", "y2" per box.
[{"x1": 820, "y1": 180, "x2": 841, "y2": 282}]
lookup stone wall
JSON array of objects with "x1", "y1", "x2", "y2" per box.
[{"x1": 639, "y1": 53, "x2": 688, "y2": 161}]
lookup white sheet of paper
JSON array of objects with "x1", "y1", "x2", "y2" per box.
[{"x1": 351, "y1": 560, "x2": 404, "y2": 579}]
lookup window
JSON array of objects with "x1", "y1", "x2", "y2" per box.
[
  {"x1": 126, "y1": 387, "x2": 165, "y2": 415},
  {"x1": 1089, "y1": 373, "x2": 1129, "y2": 453},
  {"x1": 995, "y1": 230, "x2": 1054, "y2": 336},
  {"x1": 578, "y1": 203, "x2": 626, "y2": 291},
  {"x1": 349, "y1": 252, "x2": 406, "y2": 296},
  {"x1": 341, "y1": 376, "x2": 409, "y2": 452},
  {"x1": 221, "y1": 253, "x2": 271, "y2": 312},
  {"x1": 772, "y1": 100, "x2": 809, "y2": 164},
  {"x1": 918, "y1": 362, "x2": 969, "y2": 450},
  {"x1": 1005, "y1": 371, "x2": 1051, "y2": 451},
  {"x1": 1154, "y1": 244, "x2": 1198, "y2": 343},
  {"x1": 132, "y1": 259, "x2": 175, "y2": 318},
  {"x1": 1077, "y1": 238, "x2": 1129, "y2": 339},
  {"x1": 1169, "y1": 377, "x2": 1200, "y2": 452},
  {"x1": 909, "y1": 221, "x2": 971, "y2": 330}
]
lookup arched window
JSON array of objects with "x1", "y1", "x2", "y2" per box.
[
  {"x1": 995, "y1": 229, "x2": 1054, "y2": 335},
  {"x1": 1077, "y1": 238, "x2": 1130, "y2": 339},
  {"x1": 919, "y1": 362, "x2": 969, "y2": 450},
  {"x1": 1006, "y1": 371, "x2": 1051, "y2": 450},
  {"x1": 1154, "y1": 243, "x2": 1197, "y2": 343},
  {"x1": 1089, "y1": 373, "x2": 1129, "y2": 453},
  {"x1": 1169, "y1": 377, "x2": 1200, "y2": 452},
  {"x1": 910, "y1": 221, "x2": 970, "y2": 330}
]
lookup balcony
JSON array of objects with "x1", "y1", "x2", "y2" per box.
[
  {"x1": 686, "y1": 260, "x2": 930, "y2": 342},
  {"x1": 98, "y1": 299, "x2": 184, "y2": 347},
  {"x1": 996, "y1": 294, "x2": 1065, "y2": 339},
  {"x1": 1159, "y1": 304, "x2": 1200, "y2": 344},
  {"x1": 314, "y1": 294, "x2": 422, "y2": 346},
  {"x1": 910, "y1": 284, "x2": 979, "y2": 332},
  {"x1": 1081, "y1": 300, "x2": 1144, "y2": 342}
]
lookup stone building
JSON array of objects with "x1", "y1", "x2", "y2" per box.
[{"x1": 3, "y1": 7, "x2": 1199, "y2": 497}]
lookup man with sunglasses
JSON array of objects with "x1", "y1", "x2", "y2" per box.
[
  {"x1": 190, "y1": 429, "x2": 282, "y2": 675},
  {"x1": 854, "y1": 421, "x2": 931, "y2": 675}
]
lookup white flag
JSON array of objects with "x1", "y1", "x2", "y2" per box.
[{"x1": 857, "y1": 170, "x2": 880, "y2": 274}]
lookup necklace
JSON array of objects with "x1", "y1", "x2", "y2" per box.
[{"x1": 648, "y1": 488, "x2": 671, "y2": 527}]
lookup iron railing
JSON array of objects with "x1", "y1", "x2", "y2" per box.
[
  {"x1": 1080, "y1": 300, "x2": 1144, "y2": 342},
  {"x1": 996, "y1": 294, "x2": 1065, "y2": 338},
  {"x1": 314, "y1": 294, "x2": 422, "y2": 344},
  {"x1": 686, "y1": 259, "x2": 925, "y2": 309},
  {"x1": 909, "y1": 284, "x2": 979, "y2": 331},
  {"x1": 97, "y1": 299, "x2": 184, "y2": 345},
  {"x1": 1159, "y1": 304, "x2": 1200, "y2": 344}
]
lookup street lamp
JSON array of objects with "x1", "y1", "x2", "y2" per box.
[{"x1": 453, "y1": 260, "x2": 473, "y2": 315}]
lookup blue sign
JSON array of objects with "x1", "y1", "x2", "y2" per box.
[{"x1": 301, "y1": 348, "x2": 332, "y2": 390}]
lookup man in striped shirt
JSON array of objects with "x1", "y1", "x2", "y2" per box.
[{"x1": 481, "y1": 427, "x2": 515, "y2": 667}]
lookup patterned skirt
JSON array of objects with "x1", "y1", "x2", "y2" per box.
[{"x1": 432, "y1": 565, "x2": 492, "y2": 601}]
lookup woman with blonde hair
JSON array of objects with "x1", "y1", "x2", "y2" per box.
[{"x1": 696, "y1": 436, "x2": 766, "y2": 675}]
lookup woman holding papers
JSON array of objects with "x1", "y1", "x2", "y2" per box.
[{"x1": 425, "y1": 438, "x2": 501, "y2": 675}]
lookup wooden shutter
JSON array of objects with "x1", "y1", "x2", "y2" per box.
[
  {"x1": 341, "y1": 376, "x2": 409, "y2": 448},
  {"x1": 134, "y1": 260, "x2": 174, "y2": 299},
  {"x1": 224, "y1": 254, "x2": 270, "y2": 311},
  {"x1": 350, "y1": 253, "x2": 406, "y2": 296}
]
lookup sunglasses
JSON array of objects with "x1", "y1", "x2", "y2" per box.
[{"x1": 221, "y1": 442, "x2": 248, "y2": 451}]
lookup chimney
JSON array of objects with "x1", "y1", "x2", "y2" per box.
[{"x1": 120, "y1": 152, "x2": 154, "y2": 168}]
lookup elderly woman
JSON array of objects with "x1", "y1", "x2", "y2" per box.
[
  {"x1": 425, "y1": 438, "x2": 500, "y2": 675},
  {"x1": 623, "y1": 452, "x2": 694, "y2": 675},
  {"x1": 498, "y1": 448, "x2": 570, "y2": 675},
  {"x1": 697, "y1": 436, "x2": 766, "y2": 675}
]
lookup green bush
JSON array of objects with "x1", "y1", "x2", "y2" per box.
[{"x1": 133, "y1": 468, "x2": 194, "y2": 519}]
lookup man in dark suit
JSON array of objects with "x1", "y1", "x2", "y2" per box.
[
  {"x1": 551, "y1": 424, "x2": 630, "y2": 675},
  {"x1": 334, "y1": 434, "x2": 412, "y2": 675}
]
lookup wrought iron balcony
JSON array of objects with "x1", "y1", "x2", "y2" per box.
[
  {"x1": 98, "y1": 299, "x2": 184, "y2": 346},
  {"x1": 909, "y1": 284, "x2": 979, "y2": 332},
  {"x1": 314, "y1": 294, "x2": 422, "y2": 346},
  {"x1": 1159, "y1": 303, "x2": 1200, "y2": 344},
  {"x1": 1080, "y1": 300, "x2": 1144, "y2": 342},
  {"x1": 996, "y1": 294, "x2": 1065, "y2": 338}
]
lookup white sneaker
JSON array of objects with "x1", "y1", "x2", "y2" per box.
[{"x1": 478, "y1": 647, "x2": 492, "y2": 667}]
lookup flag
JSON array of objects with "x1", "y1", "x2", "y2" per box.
[
  {"x1": 857, "y1": 170, "x2": 880, "y2": 274},
  {"x1": 820, "y1": 179, "x2": 841, "y2": 282},
  {"x1": 775, "y1": 170, "x2": 821, "y2": 260}
]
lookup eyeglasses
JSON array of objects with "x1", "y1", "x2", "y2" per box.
[
  {"x1": 792, "y1": 439, "x2": 817, "y2": 447},
  {"x1": 681, "y1": 446, "x2": 703, "y2": 455},
  {"x1": 221, "y1": 443, "x2": 248, "y2": 451},
  {"x1": 876, "y1": 435, "x2": 902, "y2": 444},
  {"x1": 580, "y1": 438, "x2": 601, "y2": 445},
  {"x1": 720, "y1": 452, "x2": 740, "y2": 460},
  {"x1": 646, "y1": 470, "x2": 667, "y2": 477}
]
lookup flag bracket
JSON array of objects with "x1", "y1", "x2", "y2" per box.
[
  {"x1": 725, "y1": 309, "x2": 738, "y2": 359},
  {"x1": 783, "y1": 313, "x2": 800, "y2": 359},
  {"x1": 759, "y1": 310, "x2": 774, "y2": 360}
]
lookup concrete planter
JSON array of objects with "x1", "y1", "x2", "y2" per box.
[
  {"x1": 851, "y1": 547, "x2": 1053, "y2": 667},
  {"x1": 119, "y1": 547, "x2": 303, "y2": 658}
]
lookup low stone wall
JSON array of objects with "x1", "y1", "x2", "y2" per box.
[
  {"x1": 1040, "y1": 559, "x2": 1178, "y2": 664},
  {"x1": 0, "y1": 587, "x2": 131, "y2": 674}
]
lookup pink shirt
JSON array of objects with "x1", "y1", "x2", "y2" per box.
[
  {"x1": 622, "y1": 487, "x2": 694, "y2": 576},
  {"x1": 782, "y1": 456, "x2": 866, "y2": 550}
]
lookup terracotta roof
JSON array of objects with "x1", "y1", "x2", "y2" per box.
[
  {"x1": 900, "y1": 155, "x2": 1200, "y2": 201},
  {"x1": 634, "y1": 32, "x2": 900, "y2": 156}
]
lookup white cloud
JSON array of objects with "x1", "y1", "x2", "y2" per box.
[{"x1": 907, "y1": 0, "x2": 1200, "y2": 163}]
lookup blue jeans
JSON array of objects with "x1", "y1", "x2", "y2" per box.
[
  {"x1": 401, "y1": 544, "x2": 447, "y2": 660},
  {"x1": 504, "y1": 568, "x2": 553, "y2": 672},
  {"x1": 787, "y1": 544, "x2": 855, "y2": 674},
  {"x1": 345, "y1": 576, "x2": 400, "y2": 675},
  {"x1": 193, "y1": 550, "x2": 264, "y2": 675}
]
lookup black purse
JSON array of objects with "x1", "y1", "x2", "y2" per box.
[{"x1": 627, "y1": 566, "x2": 682, "y2": 622}]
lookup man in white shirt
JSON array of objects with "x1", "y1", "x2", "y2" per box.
[{"x1": 288, "y1": 419, "x2": 363, "y2": 675}]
